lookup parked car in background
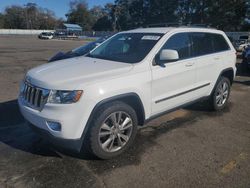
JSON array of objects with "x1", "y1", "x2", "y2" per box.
[
  {"x1": 235, "y1": 35, "x2": 250, "y2": 51},
  {"x1": 237, "y1": 41, "x2": 250, "y2": 52},
  {"x1": 48, "y1": 36, "x2": 111, "y2": 62},
  {"x1": 19, "y1": 27, "x2": 236, "y2": 159},
  {"x1": 54, "y1": 31, "x2": 66, "y2": 37},
  {"x1": 38, "y1": 32, "x2": 54, "y2": 40},
  {"x1": 242, "y1": 45, "x2": 250, "y2": 70},
  {"x1": 239, "y1": 35, "x2": 249, "y2": 40}
]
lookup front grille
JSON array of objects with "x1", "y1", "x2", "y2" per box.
[{"x1": 21, "y1": 82, "x2": 50, "y2": 111}]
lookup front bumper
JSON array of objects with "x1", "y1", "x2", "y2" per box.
[
  {"x1": 27, "y1": 122, "x2": 83, "y2": 152},
  {"x1": 18, "y1": 95, "x2": 95, "y2": 141},
  {"x1": 18, "y1": 95, "x2": 96, "y2": 152}
]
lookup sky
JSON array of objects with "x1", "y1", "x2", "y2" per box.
[{"x1": 0, "y1": 0, "x2": 113, "y2": 19}]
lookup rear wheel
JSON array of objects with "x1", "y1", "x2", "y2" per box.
[
  {"x1": 209, "y1": 76, "x2": 231, "y2": 111},
  {"x1": 83, "y1": 101, "x2": 138, "y2": 159}
]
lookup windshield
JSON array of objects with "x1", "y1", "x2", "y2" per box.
[
  {"x1": 71, "y1": 37, "x2": 107, "y2": 55},
  {"x1": 87, "y1": 33, "x2": 163, "y2": 63},
  {"x1": 72, "y1": 42, "x2": 98, "y2": 55}
]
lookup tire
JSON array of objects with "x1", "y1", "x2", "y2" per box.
[
  {"x1": 209, "y1": 76, "x2": 231, "y2": 111},
  {"x1": 83, "y1": 101, "x2": 138, "y2": 159}
]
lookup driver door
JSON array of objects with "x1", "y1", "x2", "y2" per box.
[{"x1": 151, "y1": 32, "x2": 197, "y2": 115}]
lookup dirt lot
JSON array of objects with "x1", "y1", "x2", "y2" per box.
[{"x1": 0, "y1": 35, "x2": 250, "y2": 188}]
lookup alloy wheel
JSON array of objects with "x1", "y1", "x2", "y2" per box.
[
  {"x1": 98, "y1": 111, "x2": 133, "y2": 152},
  {"x1": 216, "y1": 81, "x2": 229, "y2": 107}
]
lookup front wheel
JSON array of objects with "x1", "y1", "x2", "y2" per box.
[
  {"x1": 83, "y1": 101, "x2": 138, "y2": 159},
  {"x1": 209, "y1": 76, "x2": 231, "y2": 111}
]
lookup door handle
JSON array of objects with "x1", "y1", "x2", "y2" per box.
[
  {"x1": 214, "y1": 57, "x2": 220, "y2": 60},
  {"x1": 185, "y1": 62, "x2": 194, "y2": 67}
]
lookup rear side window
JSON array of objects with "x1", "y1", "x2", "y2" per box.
[
  {"x1": 160, "y1": 32, "x2": 230, "y2": 61},
  {"x1": 161, "y1": 33, "x2": 191, "y2": 59},
  {"x1": 212, "y1": 34, "x2": 230, "y2": 52},
  {"x1": 190, "y1": 32, "x2": 230, "y2": 57},
  {"x1": 190, "y1": 33, "x2": 214, "y2": 56}
]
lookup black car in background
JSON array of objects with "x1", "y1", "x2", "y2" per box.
[
  {"x1": 48, "y1": 36, "x2": 111, "y2": 62},
  {"x1": 242, "y1": 45, "x2": 250, "y2": 71}
]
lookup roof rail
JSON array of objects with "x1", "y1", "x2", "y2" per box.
[
  {"x1": 145, "y1": 22, "x2": 181, "y2": 27},
  {"x1": 144, "y1": 22, "x2": 215, "y2": 29}
]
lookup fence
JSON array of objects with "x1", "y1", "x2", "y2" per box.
[
  {"x1": 0, "y1": 29, "x2": 116, "y2": 38},
  {"x1": 80, "y1": 31, "x2": 117, "y2": 37},
  {"x1": 0, "y1": 29, "x2": 55, "y2": 35}
]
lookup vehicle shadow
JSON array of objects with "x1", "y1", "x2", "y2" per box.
[
  {"x1": 234, "y1": 80, "x2": 250, "y2": 86},
  {"x1": 184, "y1": 100, "x2": 213, "y2": 112},
  {"x1": 0, "y1": 98, "x2": 200, "y2": 165},
  {"x1": 234, "y1": 62, "x2": 250, "y2": 86},
  {"x1": 0, "y1": 97, "x2": 233, "y2": 167},
  {"x1": 0, "y1": 99, "x2": 61, "y2": 158},
  {"x1": 236, "y1": 62, "x2": 250, "y2": 77}
]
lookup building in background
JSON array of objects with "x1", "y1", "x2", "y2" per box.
[{"x1": 55, "y1": 23, "x2": 82, "y2": 37}]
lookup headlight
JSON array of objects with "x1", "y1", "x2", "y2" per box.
[{"x1": 48, "y1": 90, "x2": 83, "y2": 104}]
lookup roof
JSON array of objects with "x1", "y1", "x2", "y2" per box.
[
  {"x1": 124, "y1": 27, "x2": 175, "y2": 34},
  {"x1": 123, "y1": 27, "x2": 220, "y2": 34},
  {"x1": 63, "y1": 23, "x2": 82, "y2": 29}
]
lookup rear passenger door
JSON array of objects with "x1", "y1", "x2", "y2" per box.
[{"x1": 190, "y1": 32, "x2": 231, "y2": 97}]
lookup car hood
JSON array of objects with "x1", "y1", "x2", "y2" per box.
[{"x1": 26, "y1": 56, "x2": 133, "y2": 90}]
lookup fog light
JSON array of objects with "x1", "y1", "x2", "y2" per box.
[{"x1": 47, "y1": 121, "x2": 61, "y2": 131}]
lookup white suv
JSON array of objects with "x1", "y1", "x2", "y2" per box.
[{"x1": 19, "y1": 27, "x2": 236, "y2": 159}]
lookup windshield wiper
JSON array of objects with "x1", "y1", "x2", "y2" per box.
[{"x1": 87, "y1": 53, "x2": 97, "y2": 58}]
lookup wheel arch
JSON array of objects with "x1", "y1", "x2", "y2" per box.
[
  {"x1": 80, "y1": 93, "x2": 146, "y2": 144},
  {"x1": 210, "y1": 67, "x2": 234, "y2": 96},
  {"x1": 219, "y1": 67, "x2": 235, "y2": 85}
]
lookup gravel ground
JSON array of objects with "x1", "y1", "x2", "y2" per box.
[{"x1": 0, "y1": 35, "x2": 250, "y2": 188}]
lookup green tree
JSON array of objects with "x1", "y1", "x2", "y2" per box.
[
  {"x1": 91, "y1": 5, "x2": 113, "y2": 31},
  {"x1": 207, "y1": 0, "x2": 247, "y2": 31},
  {"x1": 2, "y1": 4, "x2": 58, "y2": 29},
  {"x1": 90, "y1": 6, "x2": 106, "y2": 23},
  {"x1": 4, "y1": 5, "x2": 26, "y2": 29},
  {"x1": 114, "y1": 0, "x2": 179, "y2": 30},
  {"x1": 177, "y1": 0, "x2": 247, "y2": 31},
  {"x1": 0, "y1": 13, "x2": 4, "y2": 28},
  {"x1": 66, "y1": 0, "x2": 93, "y2": 30},
  {"x1": 145, "y1": 0, "x2": 178, "y2": 24}
]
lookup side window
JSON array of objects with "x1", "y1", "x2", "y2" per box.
[
  {"x1": 161, "y1": 33, "x2": 191, "y2": 59},
  {"x1": 212, "y1": 34, "x2": 230, "y2": 52},
  {"x1": 190, "y1": 33, "x2": 214, "y2": 57}
]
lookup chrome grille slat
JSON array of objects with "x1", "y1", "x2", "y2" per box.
[
  {"x1": 27, "y1": 86, "x2": 31, "y2": 102},
  {"x1": 31, "y1": 87, "x2": 35, "y2": 105},
  {"x1": 34, "y1": 89, "x2": 40, "y2": 107},
  {"x1": 21, "y1": 82, "x2": 49, "y2": 111},
  {"x1": 37, "y1": 90, "x2": 42, "y2": 107},
  {"x1": 25, "y1": 85, "x2": 29, "y2": 100},
  {"x1": 29, "y1": 87, "x2": 33, "y2": 102}
]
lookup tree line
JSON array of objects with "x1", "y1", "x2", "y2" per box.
[
  {"x1": 0, "y1": 0, "x2": 249, "y2": 31},
  {"x1": 0, "y1": 3, "x2": 62, "y2": 29}
]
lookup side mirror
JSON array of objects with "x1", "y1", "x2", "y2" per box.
[{"x1": 159, "y1": 49, "x2": 179, "y2": 62}]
